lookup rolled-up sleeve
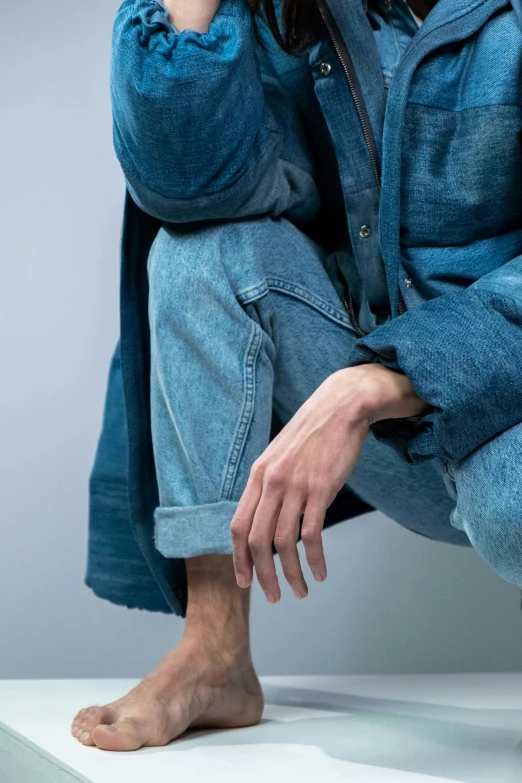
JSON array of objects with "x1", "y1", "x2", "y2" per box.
[
  {"x1": 110, "y1": 0, "x2": 319, "y2": 222},
  {"x1": 347, "y1": 257, "x2": 522, "y2": 464}
]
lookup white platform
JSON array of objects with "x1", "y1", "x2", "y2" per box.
[{"x1": 1, "y1": 674, "x2": 522, "y2": 782}]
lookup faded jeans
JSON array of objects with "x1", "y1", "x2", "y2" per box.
[{"x1": 148, "y1": 215, "x2": 522, "y2": 590}]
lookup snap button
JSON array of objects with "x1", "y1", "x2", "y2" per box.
[
  {"x1": 404, "y1": 277, "x2": 413, "y2": 288},
  {"x1": 380, "y1": 0, "x2": 392, "y2": 10},
  {"x1": 359, "y1": 225, "x2": 372, "y2": 238},
  {"x1": 320, "y1": 62, "x2": 332, "y2": 76}
]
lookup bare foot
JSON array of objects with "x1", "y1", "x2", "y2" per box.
[{"x1": 71, "y1": 635, "x2": 263, "y2": 751}]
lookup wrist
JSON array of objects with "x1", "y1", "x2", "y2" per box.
[
  {"x1": 338, "y1": 364, "x2": 431, "y2": 425},
  {"x1": 163, "y1": 0, "x2": 220, "y2": 32}
]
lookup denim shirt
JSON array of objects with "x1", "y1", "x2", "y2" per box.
[
  {"x1": 331, "y1": 0, "x2": 423, "y2": 332},
  {"x1": 157, "y1": 0, "x2": 421, "y2": 334},
  {"x1": 367, "y1": 0, "x2": 422, "y2": 89}
]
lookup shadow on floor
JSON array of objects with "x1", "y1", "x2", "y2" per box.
[{"x1": 136, "y1": 684, "x2": 522, "y2": 782}]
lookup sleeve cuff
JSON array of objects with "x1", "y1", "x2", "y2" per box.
[
  {"x1": 347, "y1": 288, "x2": 522, "y2": 464},
  {"x1": 139, "y1": 1, "x2": 180, "y2": 35},
  {"x1": 135, "y1": 0, "x2": 248, "y2": 52}
]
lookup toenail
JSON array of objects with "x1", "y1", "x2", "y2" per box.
[{"x1": 80, "y1": 732, "x2": 90, "y2": 742}]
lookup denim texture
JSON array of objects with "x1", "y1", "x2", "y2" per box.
[
  {"x1": 110, "y1": 0, "x2": 522, "y2": 463},
  {"x1": 366, "y1": 0, "x2": 422, "y2": 88},
  {"x1": 87, "y1": 345, "x2": 177, "y2": 612},
  {"x1": 148, "y1": 215, "x2": 472, "y2": 560},
  {"x1": 87, "y1": 0, "x2": 522, "y2": 612}
]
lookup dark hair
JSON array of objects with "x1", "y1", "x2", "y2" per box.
[{"x1": 249, "y1": 0, "x2": 321, "y2": 54}]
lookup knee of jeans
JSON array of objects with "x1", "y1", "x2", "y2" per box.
[
  {"x1": 457, "y1": 489, "x2": 522, "y2": 588},
  {"x1": 147, "y1": 214, "x2": 313, "y2": 301},
  {"x1": 148, "y1": 217, "x2": 285, "y2": 319},
  {"x1": 148, "y1": 222, "x2": 230, "y2": 292}
]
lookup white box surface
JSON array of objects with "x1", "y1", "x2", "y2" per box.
[{"x1": 1, "y1": 674, "x2": 522, "y2": 782}]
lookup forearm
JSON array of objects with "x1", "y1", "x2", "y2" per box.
[{"x1": 162, "y1": 0, "x2": 220, "y2": 32}]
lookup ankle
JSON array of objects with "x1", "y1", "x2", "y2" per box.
[{"x1": 183, "y1": 554, "x2": 251, "y2": 665}]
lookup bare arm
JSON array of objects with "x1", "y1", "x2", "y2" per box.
[{"x1": 162, "y1": 0, "x2": 220, "y2": 32}]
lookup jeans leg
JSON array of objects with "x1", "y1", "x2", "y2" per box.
[
  {"x1": 148, "y1": 215, "x2": 359, "y2": 558},
  {"x1": 445, "y1": 423, "x2": 522, "y2": 587},
  {"x1": 148, "y1": 215, "x2": 467, "y2": 560}
]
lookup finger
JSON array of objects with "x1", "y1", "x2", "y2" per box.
[
  {"x1": 274, "y1": 489, "x2": 308, "y2": 599},
  {"x1": 230, "y1": 466, "x2": 263, "y2": 589},
  {"x1": 248, "y1": 475, "x2": 283, "y2": 603},
  {"x1": 300, "y1": 490, "x2": 328, "y2": 582}
]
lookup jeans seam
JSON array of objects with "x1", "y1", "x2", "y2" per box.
[
  {"x1": 265, "y1": 277, "x2": 356, "y2": 332},
  {"x1": 237, "y1": 277, "x2": 354, "y2": 331},
  {"x1": 237, "y1": 281, "x2": 269, "y2": 305},
  {"x1": 220, "y1": 320, "x2": 263, "y2": 500}
]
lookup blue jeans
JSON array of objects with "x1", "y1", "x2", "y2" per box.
[{"x1": 147, "y1": 215, "x2": 522, "y2": 586}]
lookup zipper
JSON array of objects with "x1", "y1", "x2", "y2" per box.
[
  {"x1": 342, "y1": 289, "x2": 367, "y2": 337},
  {"x1": 397, "y1": 287, "x2": 406, "y2": 314},
  {"x1": 316, "y1": 0, "x2": 381, "y2": 186},
  {"x1": 316, "y1": 0, "x2": 409, "y2": 322},
  {"x1": 316, "y1": 0, "x2": 381, "y2": 334}
]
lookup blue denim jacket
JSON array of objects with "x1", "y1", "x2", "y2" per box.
[
  {"x1": 111, "y1": 0, "x2": 522, "y2": 465},
  {"x1": 87, "y1": 0, "x2": 522, "y2": 614}
]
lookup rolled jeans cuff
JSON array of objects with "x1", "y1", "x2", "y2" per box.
[{"x1": 154, "y1": 501, "x2": 237, "y2": 558}]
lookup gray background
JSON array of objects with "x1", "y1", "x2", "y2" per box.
[{"x1": 1, "y1": 0, "x2": 521, "y2": 681}]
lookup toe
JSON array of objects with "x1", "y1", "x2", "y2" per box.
[
  {"x1": 72, "y1": 706, "x2": 116, "y2": 746},
  {"x1": 78, "y1": 730, "x2": 97, "y2": 747},
  {"x1": 92, "y1": 717, "x2": 160, "y2": 752}
]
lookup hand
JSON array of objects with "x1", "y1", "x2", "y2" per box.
[
  {"x1": 231, "y1": 364, "x2": 429, "y2": 603},
  {"x1": 163, "y1": 0, "x2": 221, "y2": 33}
]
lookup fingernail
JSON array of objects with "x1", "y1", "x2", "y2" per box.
[
  {"x1": 293, "y1": 589, "x2": 304, "y2": 599},
  {"x1": 313, "y1": 572, "x2": 325, "y2": 582},
  {"x1": 80, "y1": 732, "x2": 90, "y2": 742},
  {"x1": 106, "y1": 725, "x2": 118, "y2": 732},
  {"x1": 266, "y1": 593, "x2": 277, "y2": 604},
  {"x1": 237, "y1": 575, "x2": 248, "y2": 588}
]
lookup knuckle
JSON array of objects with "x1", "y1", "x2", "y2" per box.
[
  {"x1": 248, "y1": 532, "x2": 267, "y2": 553},
  {"x1": 301, "y1": 527, "x2": 319, "y2": 547},
  {"x1": 306, "y1": 553, "x2": 322, "y2": 569},
  {"x1": 265, "y1": 465, "x2": 286, "y2": 488},
  {"x1": 274, "y1": 534, "x2": 294, "y2": 554},
  {"x1": 308, "y1": 477, "x2": 328, "y2": 496},
  {"x1": 284, "y1": 569, "x2": 305, "y2": 589},
  {"x1": 250, "y1": 460, "x2": 266, "y2": 482},
  {"x1": 230, "y1": 517, "x2": 246, "y2": 540},
  {"x1": 256, "y1": 572, "x2": 273, "y2": 590}
]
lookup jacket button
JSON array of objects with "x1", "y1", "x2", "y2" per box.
[
  {"x1": 359, "y1": 224, "x2": 372, "y2": 238},
  {"x1": 405, "y1": 277, "x2": 413, "y2": 288},
  {"x1": 320, "y1": 62, "x2": 332, "y2": 76},
  {"x1": 380, "y1": 0, "x2": 392, "y2": 10}
]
